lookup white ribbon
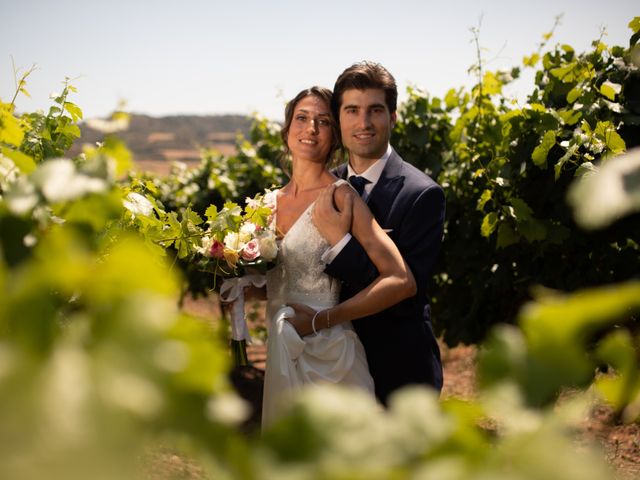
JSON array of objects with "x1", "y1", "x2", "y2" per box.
[{"x1": 218, "y1": 274, "x2": 266, "y2": 341}]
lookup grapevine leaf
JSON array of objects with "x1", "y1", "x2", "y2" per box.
[
  {"x1": 42, "y1": 126, "x2": 52, "y2": 140},
  {"x1": 55, "y1": 123, "x2": 81, "y2": 139},
  {"x1": 64, "y1": 190, "x2": 123, "y2": 231},
  {"x1": 550, "y1": 62, "x2": 577, "y2": 82},
  {"x1": 595, "y1": 330, "x2": 639, "y2": 417},
  {"x1": 100, "y1": 137, "x2": 133, "y2": 176},
  {"x1": 0, "y1": 105, "x2": 25, "y2": 146},
  {"x1": 569, "y1": 148, "x2": 640, "y2": 229},
  {"x1": 481, "y1": 212, "x2": 498, "y2": 237},
  {"x1": 605, "y1": 131, "x2": 626, "y2": 154},
  {"x1": 0, "y1": 146, "x2": 36, "y2": 173},
  {"x1": 496, "y1": 223, "x2": 519, "y2": 248},
  {"x1": 599, "y1": 82, "x2": 620, "y2": 101},
  {"x1": 531, "y1": 131, "x2": 556, "y2": 168},
  {"x1": 595, "y1": 121, "x2": 626, "y2": 154},
  {"x1": 523, "y1": 53, "x2": 540, "y2": 67},
  {"x1": 557, "y1": 109, "x2": 582, "y2": 125},
  {"x1": 185, "y1": 208, "x2": 204, "y2": 226},
  {"x1": 444, "y1": 88, "x2": 459, "y2": 109},
  {"x1": 223, "y1": 201, "x2": 242, "y2": 217},
  {"x1": 205, "y1": 205, "x2": 219, "y2": 222},
  {"x1": 517, "y1": 218, "x2": 547, "y2": 242},
  {"x1": 528, "y1": 103, "x2": 546, "y2": 113},
  {"x1": 144, "y1": 180, "x2": 159, "y2": 195},
  {"x1": 509, "y1": 198, "x2": 534, "y2": 221},
  {"x1": 522, "y1": 281, "x2": 640, "y2": 348},
  {"x1": 63, "y1": 101, "x2": 83, "y2": 122},
  {"x1": 477, "y1": 189, "x2": 492, "y2": 211},
  {"x1": 514, "y1": 281, "x2": 640, "y2": 405},
  {"x1": 482, "y1": 72, "x2": 502, "y2": 95},
  {"x1": 566, "y1": 86, "x2": 582, "y2": 104},
  {"x1": 594, "y1": 42, "x2": 607, "y2": 55}
]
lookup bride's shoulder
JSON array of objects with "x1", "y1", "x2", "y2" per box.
[
  {"x1": 332, "y1": 180, "x2": 359, "y2": 208},
  {"x1": 333, "y1": 178, "x2": 349, "y2": 188}
]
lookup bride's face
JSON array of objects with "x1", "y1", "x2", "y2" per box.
[{"x1": 287, "y1": 95, "x2": 334, "y2": 164}]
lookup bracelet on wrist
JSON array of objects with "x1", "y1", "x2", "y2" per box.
[
  {"x1": 311, "y1": 310, "x2": 321, "y2": 335},
  {"x1": 311, "y1": 309, "x2": 333, "y2": 334}
]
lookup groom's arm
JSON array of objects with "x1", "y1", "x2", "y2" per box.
[
  {"x1": 325, "y1": 235, "x2": 379, "y2": 289},
  {"x1": 317, "y1": 184, "x2": 444, "y2": 294},
  {"x1": 393, "y1": 185, "x2": 445, "y2": 296}
]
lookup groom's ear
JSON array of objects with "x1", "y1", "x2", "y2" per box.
[{"x1": 390, "y1": 111, "x2": 397, "y2": 127}]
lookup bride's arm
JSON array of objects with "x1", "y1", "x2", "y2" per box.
[{"x1": 288, "y1": 184, "x2": 415, "y2": 336}]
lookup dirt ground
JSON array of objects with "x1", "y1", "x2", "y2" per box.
[{"x1": 149, "y1": 295, "x2": 640, "y2": 479}]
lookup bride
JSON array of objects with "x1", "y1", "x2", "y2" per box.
[{"x1": 261, "y1": 86, "x2": 416, "y2": 427}]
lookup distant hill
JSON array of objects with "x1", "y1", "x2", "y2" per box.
[{"x1": 70, "y1": 114, "x2": 255, "y2": 171}]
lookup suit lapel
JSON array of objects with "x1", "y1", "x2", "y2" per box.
[{"x1": 367, "y1": 150, "x2": 404, "y2": 225}]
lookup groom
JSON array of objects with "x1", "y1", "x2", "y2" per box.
[{"x1": 313, "y1": 61, "x2": 445, "y2": 405}]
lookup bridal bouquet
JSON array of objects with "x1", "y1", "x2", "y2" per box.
[
  {"x1": 195, "y1": 188, "x2": 278, "y2": 280},
  {"x1": 195, "y1": 188, "x2": 278, "y2": 366}
]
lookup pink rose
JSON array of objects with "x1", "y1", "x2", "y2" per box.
[
  {"x1": 241, "y1": 239, "x2": 260, "y2": 261},
  {"x1": 209, "y1": 240, "x2": 225, "y2": 259}
]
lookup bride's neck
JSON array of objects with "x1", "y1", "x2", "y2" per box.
[{"x1": 288, "y1": 164, "x2": 328, "y2": 196}]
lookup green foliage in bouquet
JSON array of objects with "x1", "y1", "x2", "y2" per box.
[{"x1": 121, "y1": 181, "x2": 277, "y2": 295}]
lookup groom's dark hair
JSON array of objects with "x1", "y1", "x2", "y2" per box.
[{"x1": 332, "y1": 61, "x2": 398, "y2": 117}]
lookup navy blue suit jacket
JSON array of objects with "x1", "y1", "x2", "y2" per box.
[{"x1": 326, "y1": 148, "x2": 445, "y2": 404}]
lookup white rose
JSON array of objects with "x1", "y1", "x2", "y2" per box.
[
  {"x1": 263, "y1": 190, "x2": 277, "y2": 209},
  {"x1": 258, "y1": 235, "x2": 278, "y2": 261},
  {"x1": 238, "y1": 222, "x2": 256, "y2": 243},
  {"x1": 199, "y1": 235, "x2": 213, "y2": 256},
  {"x1": 224, "y1": 231, "x2": 242, "y2": 251}
]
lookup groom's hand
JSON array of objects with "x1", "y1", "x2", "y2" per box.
[
  {"x1": 312, "y1": 184, "x2": 353, "y2": 246},
  {"x1": 286, "y1": 303, "x2": 316, "y2": 337}
]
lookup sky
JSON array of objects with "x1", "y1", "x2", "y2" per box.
[{"x1": 1, "y1": 0, "x2": 637, "y2": 122}]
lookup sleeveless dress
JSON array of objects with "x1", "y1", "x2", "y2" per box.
[{"x1": 261, "y1": 180, "x2": 375, "y2": 428}]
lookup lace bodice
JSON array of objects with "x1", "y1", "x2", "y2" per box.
[
  {"x1": 261, "y1": 181, "x2": 374, "y2": 428},
  {"x1": 266, "y1": 183, "x2": 345, "y2": 318}
]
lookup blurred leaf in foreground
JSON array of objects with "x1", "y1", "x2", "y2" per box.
[{"x1": 568, "y1": 148, "x2": 640, "y2": 229}]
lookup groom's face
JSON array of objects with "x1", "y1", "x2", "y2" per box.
[{"x1": 338, "y1": 88, "x2": 396, "y2": 164}]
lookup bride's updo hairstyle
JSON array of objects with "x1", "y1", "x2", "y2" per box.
[{"x1": 280, "y1": 86, "x2": 341, "y2": 175}]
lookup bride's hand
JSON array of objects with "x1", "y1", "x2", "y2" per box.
[{"x1": 286, "y1": 302, "x2": 317, "y2": 336}]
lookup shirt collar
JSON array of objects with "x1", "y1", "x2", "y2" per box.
[{"x1": 347, "y1": 144, "x2": 391, "y2": 186}]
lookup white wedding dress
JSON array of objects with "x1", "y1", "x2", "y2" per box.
[{"x1": 261, "y1": 181, "x2": 375, "y2": 428}]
